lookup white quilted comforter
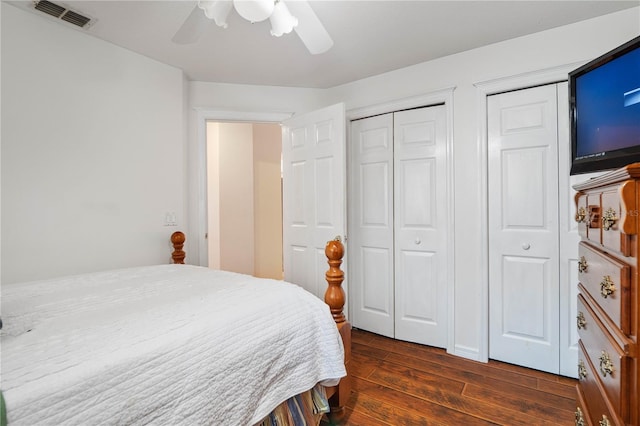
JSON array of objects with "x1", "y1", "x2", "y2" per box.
[{"x1": 0, "y1": 265, "x2": 346, "y2": 425}]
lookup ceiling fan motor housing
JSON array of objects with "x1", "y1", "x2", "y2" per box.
[{"x1": 233, "y1": 0, "x2": 274, "y2": 23}]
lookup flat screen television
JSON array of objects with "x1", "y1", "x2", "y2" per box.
[{"x1": 569, "y1": 35, "x2": 640, "y2": 175}]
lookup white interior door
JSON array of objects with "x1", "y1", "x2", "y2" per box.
[
  {"x1": 349, "y1": 105, "x2": 448, "y2": 347},
  {"x1": 394, "y1": 106, "x2": 448, "y2": 347},
  {"x1": 349, "y1": 113, "x2": 395, "y2": 337},
  {"x1": 488, "y1": 85, "x2": 560, "y2": 374},
  {"x1": 282, "y1": 103, "x2": 346, "y2": 300}
]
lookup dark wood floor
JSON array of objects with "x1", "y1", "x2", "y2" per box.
[{"x1": 337, "y1": 328, "x2": 578, "y2": 425}]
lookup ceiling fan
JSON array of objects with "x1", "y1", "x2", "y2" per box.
[{"x1": 172, "y1": 0, "x2": 333, "y2": 55}]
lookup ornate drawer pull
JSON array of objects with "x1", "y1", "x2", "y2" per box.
[
  {"x1": 600, "y1": 275, "x2": 616, "y2": 298},
  {"x1": 578, "y1": 359, "x2": 587, "y2": 379},
  {"x1": 602, "y1": 207, "x2": 618, "y2": 231},
  {"x1": 575, "y1": 407, "x2": 585, "y2": 426},
  {"x1": 599, "y1": 351, "x2": 614, "y2": 377},
  {"x1": 599, "y1": 415, "x2": 611, "y2": 426},
  {"x1": 575, "y1": 207, "x2": 587, "y2": 223},
  {"x1": 578, "y1": 256, "x2": 588, "y2": 273},
  {"x1": 577, "y1": 311, "x2": 587, "y2": 329}
]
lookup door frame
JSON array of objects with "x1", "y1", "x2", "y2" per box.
[
  {"x1": 474, "y1": 61, "x2": 585, "y2": 364},
  {"x1": 195, "y1": 108, "x2": 293, "y2": 267},
  {"x1": 346, "y1": 87, "x2": 456, "y2": 352}
]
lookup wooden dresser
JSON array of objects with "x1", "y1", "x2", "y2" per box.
[{"x1": 573, "y1": 163, "x2": 640, "y2": 426}]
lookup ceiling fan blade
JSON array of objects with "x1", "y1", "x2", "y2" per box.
[
  {"x1": 172, "y1": 4, "x2": 211, "y2": 44},
  {"x1": 287, "y1": 1, "x2": 333, "y2": 55}
]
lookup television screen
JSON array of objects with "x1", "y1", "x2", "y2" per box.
[{"x1": 570, "y1": 35, "x2": 640, "y2": 175}]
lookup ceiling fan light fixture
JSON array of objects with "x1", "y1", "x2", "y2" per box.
[
  {"x1": 233, "y1": 0, "x2": 274, "y2": 23},
  {"x1": 198, "y1": 0, "x2": 233, "y2": 28},
  {"x1": 173, "y1": 0, "x2": 333, "y2": 55},
  {"x1": 269, "y1": 0, "x2": 298, "y2": 37}
]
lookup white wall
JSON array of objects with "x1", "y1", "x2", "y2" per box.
[
  {"x1": 0, "y1": 1, "x2": 3, "y2": 289},
  {"x1": 253, "y1": 123, "x2": 283, "y2": 280},
  {"x1": 219, "y1": 123, "x2": 255, "y2": 275},
  {"x1": 1, "y1": 3, "x2": 187, "y2": 283},
  {"x1": 187, "y1": 7, "x2": 639, "y2": 361}
]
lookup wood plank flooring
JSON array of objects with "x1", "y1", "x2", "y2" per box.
[{"x1": 336, "y1": 328, "x2": 578, "y2": 425}]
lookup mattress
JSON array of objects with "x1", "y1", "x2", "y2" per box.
[{"x1": 0, "y1": 265, "x2": 346, "y2": 425}]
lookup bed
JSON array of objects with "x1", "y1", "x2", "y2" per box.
[{"x1": 0, "y1": 232, "x2": 351, "y2": 425}]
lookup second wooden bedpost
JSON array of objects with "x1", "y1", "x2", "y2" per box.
[
  {"x1": 171, "y1": 231, "x2": 186, "y2": 264},
  {"x1": 325, "y1": 237, "x2": 351, "y2": 422}
]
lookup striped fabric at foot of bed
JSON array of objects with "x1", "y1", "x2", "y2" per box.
[{"x1": 256, "y1": 384, "x2": 330, "y2": 426}]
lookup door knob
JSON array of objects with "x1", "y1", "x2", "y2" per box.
[
  {"x1": 415, "y1": 238, "x2": 421, "y2": 245},
  {"x1": 522, "y1": 243, "x2": 530, "y2": 250}
]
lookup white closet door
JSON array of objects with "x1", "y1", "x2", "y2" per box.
[
  {"x1": 349, "y1": 113, "x2": 395, "y2": 337},
  {"x1": 282, "y1": 103, "x2": 346, "y2": 300},
  {"x1": 488, "y1": 85, "x2": 560, "y2": 373},
  {"x1": 348, "y1": 105, "x2": 449, "y2": 347},
  {"x1": 394, "y1": 106, "x2": 448, "y2": 347}
]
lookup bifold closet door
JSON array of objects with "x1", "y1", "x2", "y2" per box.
[
  {"x1": 393, "y1": 106, "x2": 448, "y2": 347},
  {"x1": 488, "y1": 85, "x2": 560, "y2": 374},
  {"x1": 349, "y1": 113, "x2": 395, "y2": 338},
  {"x1": 349, "y1": 105, "x2": 448, "y2": 347}
]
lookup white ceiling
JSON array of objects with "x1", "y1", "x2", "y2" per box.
[{"x1": 10, "y1": 0, "x2": 640, "y2": 88}]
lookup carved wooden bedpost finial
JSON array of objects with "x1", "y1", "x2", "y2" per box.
[
  {"x1": 325, "y1": 237, "x2": 346, "y2": 324},
  {"x1": 324, "y1": 236, "x2": 351, "y2": 422},
  {"x1": 171, "y1": 231, "x2": 186, "y2": 264}
]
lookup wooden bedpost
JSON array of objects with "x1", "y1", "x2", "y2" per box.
[
  {"x1": 325, "y1": 237, "x2": 351, "y2": 422},
  {"x1": 171, "y1": 231, "x2": 186, "y2": 264},
  {"x1": 325, "y1": 237, "x2": 346, "y2": 323}
]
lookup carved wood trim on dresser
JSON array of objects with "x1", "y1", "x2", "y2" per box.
[{"x1": 573, "y1": 163, "x2": 640, "y2": 426}]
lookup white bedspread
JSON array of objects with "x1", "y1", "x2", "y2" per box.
[{"x1": 1, "y1": 265, "x2": 346, "y2": 425}]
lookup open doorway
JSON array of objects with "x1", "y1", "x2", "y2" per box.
[{"x1": 206, "y1": 121, "x2": 283, "y2": 279}]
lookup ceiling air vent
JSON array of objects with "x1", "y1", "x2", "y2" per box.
[
  {"x1": 61, "y1": 9, "x2": 91, "y2": 27},
  {"x1": 33, "y1": 0, "x2": 92, "y2": 28}
]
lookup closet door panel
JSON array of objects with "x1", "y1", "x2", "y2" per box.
[
  {"x1": 349, "y1": 113, "x2": 395, "y2": 337},
  {"x1": 394, "y1": 106, "x2": 448, "y2": 347},
  {"x1": 397, "y1": 250, "x2": 437, "y2": 321},
  {"x1": 488, "y1": 85, "x2": 560, "y2": 373}
]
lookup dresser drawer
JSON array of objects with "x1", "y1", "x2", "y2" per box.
[
  {"x1": 577, "y1": 341, "x2": 624, "y2": 426},
  {"x1": 577, "y1": 295, "x2": 631, "y2": 421},
  {"x1": 578, "y1": 242, "x2": 631, "y2": 333},
  {"x1": 575, "y1": 386, "x2": 591, "y2": 426},
  {"x1": 600, "y1": 189, "x2": 633, "y2": 257}
]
